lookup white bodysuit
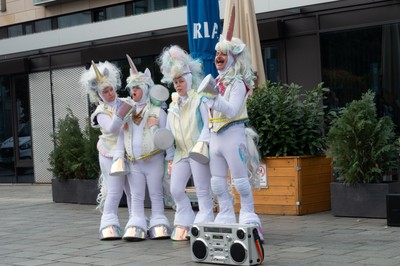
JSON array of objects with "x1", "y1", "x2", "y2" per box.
[
  {"x1": 114, "y1": 103, "x2": 170, "y2": 231},
  {"x1": 209, "y1": 78, "x2": 261, "y2": 226},
  {"x1": 166, "y1": 91, "x2": 214, "y2": 227}
]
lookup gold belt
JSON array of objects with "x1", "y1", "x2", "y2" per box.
[
  {"x1": 126, "y1": 150, "x2": 162, "y2": 162},
  {"x1": 210, "y1": 117, "x2": 248, "y2": 124},
  {"x1": 209, "y1": 118, "x2": 228, "y2": 123}
]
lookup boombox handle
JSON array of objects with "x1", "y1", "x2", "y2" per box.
[{"x1": 252, "y1": 228, "x2": 264, "y2": 264}]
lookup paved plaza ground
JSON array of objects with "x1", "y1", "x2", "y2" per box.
[{"x1": 0, "y1": 184, "x2": 399, "y2": 266}]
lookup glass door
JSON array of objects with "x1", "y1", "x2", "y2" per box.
[
  {"x1": 0, "y1": 74, "x2": 33, "y2": 183},
  {"x1": 0, "y1": 76, "x2": 14, "y2": 182}
]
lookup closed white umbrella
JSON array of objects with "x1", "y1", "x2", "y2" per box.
[{"x1": 222, "y1": 0, "x2": 266, "y2": 86}]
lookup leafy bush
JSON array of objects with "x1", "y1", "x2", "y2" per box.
[
  {"x1": 83, "y1": 117, "x2": 101, "y2": 179},
  {"x1": 326, "y1": 90, "x2": 400, "y2": 185},
  {"x1": 247, "y1": 81, "x2": 328, "y2": 157},
  {"x1": 48, "y1": 108, "x2": 100, "y2": 180}
]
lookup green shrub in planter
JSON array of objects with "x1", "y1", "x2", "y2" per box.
[
  {"x1": 326, "y1": 90, "x2": 400, "y2": 185},
  {"x1": 247, "y1": 81, "x2": 329, "y2": 157},
  {"x1": 48, "y1": 107, "x2": 100, "y2": 180},
  {"x1": 82, "y1": 117, "x2": 101, "y2": 179}
]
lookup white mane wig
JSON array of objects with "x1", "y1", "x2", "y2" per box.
[
  {"x1": 215, "y1": 35, "x2": 256, "y2": 91},
  {"x1": 80, "y1": 60, "x2": 121, "y2": 104},
  {"x1": 157, "y1": 45, "x2": 204, "y2": 91}
]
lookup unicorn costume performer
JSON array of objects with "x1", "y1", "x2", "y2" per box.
[
  {"x1": 113, "y1": 55, "x2": 171, "y2": 241},
  {"x1": 203, "y1": 10, "x2": 264, "y2": 241},
  {"x1": 80, "y1": 60, "x2": 132, "y2": 240},
  {"x1": 158, "y1": 45, "x2": 214, "y2": 241}
]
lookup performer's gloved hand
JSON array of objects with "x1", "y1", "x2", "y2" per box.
[
  {"x1": 167, "y1": 160, "x2": 173, "y2": 175},
  {"x1": 147, "y1": 115, "x2": 159, "y2": 128},
  {"x1": 165, "y1": 145, "x2": 175, "y2": 161},
  {"x1": 202, "y1": 96, "x2": 215, "y2": 108},
  {"x1": 198, "y1": 91, "x2": 218, "y2": 99},
  {"x1": 112, "y1": 148, "x2": 125, "y2": 161},
  {"x1": 112, "y1": 155, "x2": 123, "y2": 162}
]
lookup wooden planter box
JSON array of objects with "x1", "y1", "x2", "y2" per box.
[{"x1": 232, "y1": 155, "x2": 333, "y2": 215}]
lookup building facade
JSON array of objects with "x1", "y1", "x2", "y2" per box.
[{"x1": 0, "y1": 0, "x2": 399, "y2": 183}]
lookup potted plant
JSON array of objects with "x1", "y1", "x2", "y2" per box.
[
  {"x1": 49, "y1": 107, "x2": 101, "y2": 204},
  {"x1": 233, "y1": 81, "x2": 333, "y2": 215},
  {"x1": 326, "y1": 90, "x2": 400, "y2": 218}
]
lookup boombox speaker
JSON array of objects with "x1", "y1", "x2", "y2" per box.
[
  {"x1": 190, "y1": 223, "x2": 264, "y2": 265},
  {"x1": 387, "y1": 194, "x2": 400, "y2": 227}
]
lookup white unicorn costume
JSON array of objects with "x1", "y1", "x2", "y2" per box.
[
  {"x1": 80, "y1": 60, "x2": 132, "y2": 240},
  {"x1": 113, "y1": 55, "x2": 171, "y2": 241},
  {"x1": 202, "y1": 12, "x2": 264, "y2": 241},
  {"x1": 158, "y1": 45, "x2": 214, "y2": 241}
]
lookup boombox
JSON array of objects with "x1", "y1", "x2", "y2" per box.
[{"x1": 190, "y1": 223, "x2": 264, "y2": 265}]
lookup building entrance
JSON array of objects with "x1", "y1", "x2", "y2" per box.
[{"x1": 0, "y1": 74, "x2": 33, "y2": 183}]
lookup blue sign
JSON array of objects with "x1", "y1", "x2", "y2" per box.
[{"x1": 187, "y1": 0, "x2": 221, "y2": 77}]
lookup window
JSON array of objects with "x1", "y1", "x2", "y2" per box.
[
  {"x1": 2, "y1": 1, "x2": 184, "y2": 39},
  {"x1": 152, "y1": 0, "x2": 174, "y2": 11},
  {"x1": 263, "y1": 47, "x2": 280, "y2": 83},
  {"x1": 57, "y1": 11, "x2": 91, "y2": 29},
  {"x1": 35, "y1": 19, "x2": 52, "y2": 33},
  {"x1": 133, "y1": 0, "x2": 148, "y2": 14},
  {"x1": 93, "y1": 9, "x2": 106, "y2": 22},
  {"x1": 106, "y1": 5, "x2": 125, "y2": 20},
  {"x1": 134, "y1": 0, "x2": 174, "y2": 13},
  {"x1": 24, "y1": 24, "x2": 34, "y2": 35},
  {"x1": 320, "y1": 23, "x2": 400, "y2": 130},
  {"x1": 176, "y1": 0, "x2": 186, "y2": 6},
  {"x1": 8, "y1": 24, "x2": 23, "y2": 38},
  {"x1": 0, "y1": 75, "x2": 33, "y2": 183},
  {"x1": 94, "y1": 4, "x2": 125, "y2": 22}
]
